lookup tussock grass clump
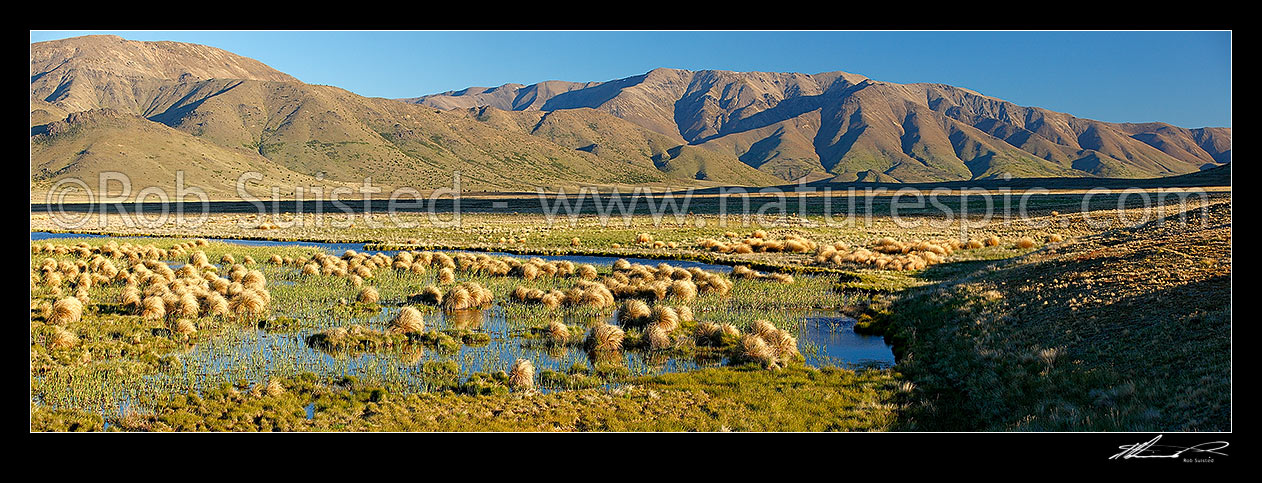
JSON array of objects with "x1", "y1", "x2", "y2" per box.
[
  {"x1": 1046, "y1": 234, "x2": 1064, "y2": 243},
  {"x1": 173, "y1": 319, "x2": 198, "y2": 335},
  {"x1": 732, "y1": 265, "x2": 794, "y2": 283},
  {"x1": 49, "y1": 297, "x2": 83, "y2": 325},
  {"x1": 646, "y1": 325, "x2": 673, "y2": 350},
  {"x1": 984, "y1": 235, "x2": 1001, "y2": 247},
  {"x1": 694, "y1": 321, "x2": 722, "y2": 346},
  {"x1": 33, "y1": 300, "x2": 52, "y2": 320},
  {"x1": 546, "y1": 320, "x2": 571, "y2": 346},
  {"x1": 814, "y1": 237, "x2": 965, "y2": 271},
  {"x1": 570, "y1": 237, "x2": 581, "y2": 247},
  {"x1": 412, "y1": 285, "x2": 444, "y2": 306},
  {"x1": 764, "y1": 330, "x2": 800, "y2": 361},
  {"x1": 388, "y1": 306, "x2": 426, "y2": 334},
  {"x1": 677, "y1": 306, "x2": 694, "y2": 323},
  {"x1": 752, "y1": 319, "x2": 779, "y2": 339},
  {"x1": 264, "y1": 379, "x2": 285, "y2": 397},
  {"x1": 242, "y1": 270, "x2": 266, "y2": 291},
  {"x1": 230, "y1": 289, "x2": 269, "y2": 319},
  {"x1": 175, "y1": 293, "x2": 201, "y2": 318},
  {"x1": 698, "y1": 233, "x2": 815, "y2": 255},
  {"x1": 141, "y1": 296, "x2": 166, "y2": 320},
  {"x1": 49, "y1": 326, "x2": 78, "y2": 350},
  {"x1": 75, "y1": 287, "x2": 91, "y2": 305},
  {"x1": 508, "y1": 359, "x2": 535, "y2": 391},
  {"x1": 666, "y1": 279, "x2": 698, "y2": 302},
  {"x1": 736, "y1": 320, "x2": 801, "y2": 369},
  {"x1": 585, "y1": 323, "x2": 625, "y2": 352},
  {"x1": 695, "y1": 322, "x2": 741, "y2": 347},
  {"x1": 739, "y1": 334, "x2": 778, "y2": 369},
  {"x1": 577, "y1": 264, "x2": 598, "y2": 280},
  {"x1": 442, "y1": 282, "x2": 493, "y2": 311},
  {"x1": 1015, "y1": 237, "x2": 1037, "y2": 249},
  {"x1": 618, "y1": 299, "x2": 653, "y2": 327},
  {"x1": 438, "y1": 267, "x2": 456, "y2": 284},
  {"x1": 650, "y1": 305, "x2": 680, "y2": 332},
  {"x1": 693, "y1": 271, "x2": 732, "y2": 296},
  {"x1": 205, "y1": 292, "x2": 229, "y2": 317},
  {"x1": 42, "y1": 271, "x2": 63, "y2": 289},
  {"x1": 357, "y1": 286, "x2": 380, "y2": 305}
]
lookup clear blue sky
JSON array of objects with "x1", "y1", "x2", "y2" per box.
[{"x1": 30, "y1": 30, "x2": 1231, "y2": 128}]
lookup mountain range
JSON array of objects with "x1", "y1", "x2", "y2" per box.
[{"x1": 30, "y1": 35, "x2": 1231, "y2": 199}]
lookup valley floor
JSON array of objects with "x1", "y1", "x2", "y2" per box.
[{"x1": 29, "y1": 194, "x2": 1231, "y2": 432}]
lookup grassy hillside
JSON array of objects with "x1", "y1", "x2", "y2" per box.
[
  {"x1": 867, "y1": 201, "x2": 1231, "y2": 431},
  {"x1": 411, "y1": 69, "x2": 1231, "y2": 183}
]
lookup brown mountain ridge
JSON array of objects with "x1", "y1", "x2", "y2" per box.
[
  {"x1": 31, "y1": 35, "x2": 1230, "y2": 199},
  {"x1": 409, "y1": 69, "x2": 1230, "y2": 183}
]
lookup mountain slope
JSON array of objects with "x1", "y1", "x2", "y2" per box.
[
  {"x1": 31, "y1": 35, "x2": 1232, "y2": 200},
  {"x1": 30, "y1": 36, "x2": 782, "y2": 196},
  {"x1": 31, "y1": 35, "x2": 297, "y2": 114},
  {"x1": 30, "y1": 108, "x2": 337, "y2": 199},
  {"x1": 408, "y1": 69, "x2": 1231, "y2": 182}
]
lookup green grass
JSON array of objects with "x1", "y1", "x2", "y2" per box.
[{"x1": 32, "y1": 366, "x2": 905, "y2": 432}]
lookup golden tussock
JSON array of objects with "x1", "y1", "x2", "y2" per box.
[
  {"x1": 646, "y1": 325, "x2": 672, "y2": 350},
  {"x1": 388, "y1": 306, "x2": 426, "y2": 334},
  {"x1": 50, "y1": 297, "x2": 83, "y2": 325},
  {"x1": 173, "y1": 319, "x2": 198, "y2": 335},
  {"x1": 618, "y1": 299, "x2": 652, "y2": 327},
  {"x1": 545, "y1": 320, "x2": 571, "y2": 346},
  {"x1": 357, "y1": 286, "x2": 380, "y2": 304},
  {"x1": 585, "y1": 323, "x2": 625, "y2": 352},
  {"x1": 142, "y1": 296, "x2": 166, "y2": 320},
  {"x1": 413, "y1": 285, "x2": 444, "y2": 305},
  {"x1": 508, "y1": 359, "x2": 535, "y2": 391},
  {"x1": 49, "y1": 326, "x2": 78, "y2": 350}
]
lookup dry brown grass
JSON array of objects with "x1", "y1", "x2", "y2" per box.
[
  {"x1": 49, "y1": 326, "x2": 78, "y2": 350},
  {"x1": 586, "y1": 323, "x2": 625, "y2": 352},
  {"x1": 442, "y1": 282, "x2": 493, "y2": 311},
  {"x1": 508, "y1": 359, "x2": 535, "y2": 391},
  {"x1": 546, "y1": 320, "x2": 570, "y2": 346},
  {"x1": 357, "y1": 286, "x2": 380, "y2": 304},
  {"x1": 141, "y1": 295, "x2": 166, "y2": 320},
  {"x1": 388, "y1": 306, "x2": 426, "y2": 334},
  {"x1": 49, "y1": 297, "x2": 83, "y2": 325}
]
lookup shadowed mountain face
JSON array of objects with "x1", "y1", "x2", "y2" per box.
[
  {"x1": 31, "y1": 35, "x2": 1231, "y2": 200},
  {"x1": 408, "y1": 69, "x2": 1231, "y2": 183}
]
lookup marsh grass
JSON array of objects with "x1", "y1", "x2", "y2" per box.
[{"x1": 30, "y1": 234, "x2": 896, "y2": 430}]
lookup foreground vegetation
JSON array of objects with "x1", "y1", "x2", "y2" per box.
[
  {"x1": 32, "y1": 366, "x2": 905, "y2": 432},
  {"x1": 30, "y1": 192, "x2": 1230, "y2": 431},
  {"x1": 862, "y1": 201, "x2": 1231, "y2": 431}
]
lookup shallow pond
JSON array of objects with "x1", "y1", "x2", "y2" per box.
[
  {"x1": 33, "y1": 231, "x2": 894, "y2": 400},
  {"x1": 32, "y1": 232, "x2": 734, "y2": 272}
]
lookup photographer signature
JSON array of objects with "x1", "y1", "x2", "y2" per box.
[{"x1": 1110, "y1": 435, "x2": 1229, "y2": 460}]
